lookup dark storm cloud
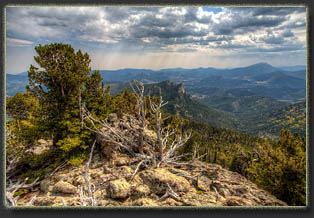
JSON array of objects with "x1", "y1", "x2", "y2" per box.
[
  {"x1": 129, "y1": 24, "x2": 208, "y2": 39},
  {"x1": 226, "y1": 7, "x2": 305, "y2": 16},
  {"x1": 6, "y1": 7, "x2": 101, "y2": 43},
  {"x1": 183, "y1": 7, "x2": 212, "y2": 24},
  {"x1": 127, "y1": 7, "x2": 212, "y2": 41},
  {"x1": 256, "y1": 29, "x2": 296, "y2": 45},
  {"x1": 213, "y1": 8, "x2": 288, "y2": 35},
  {"x1": 251, "y1": 7, "x2": 306, "y2": 16},
  {"x1": 6, "y1": 6, "x2": 306, "y2": 55},
  {"x1": 263, "y1": 36, "x2": 285, "y2": 44}
]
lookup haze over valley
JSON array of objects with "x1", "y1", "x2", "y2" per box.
[{"x1": 6, "y1": 62, "x2": 306, "y2": 138}]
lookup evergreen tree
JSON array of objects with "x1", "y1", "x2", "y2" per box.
[{"x1": 26, "y1": 43, "x2": 105, "y2": 162}]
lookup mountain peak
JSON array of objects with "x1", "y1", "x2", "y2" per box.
[{"x1": 250, "y1": 62, "x2": 274, "y2": 68}]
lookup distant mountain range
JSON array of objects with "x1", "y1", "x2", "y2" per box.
[
  {"x1": 7, "y1": 62, "x2": 306, "y2": 102},
  {"x1": 6, "y1": 62, "x2": 306, "y2": 137}
]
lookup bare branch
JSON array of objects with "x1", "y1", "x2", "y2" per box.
[
  {"x1": 80, "y1": 139, "x2": 98, "y2": 206},
  {"x1": 131, "y1": 160, "x2": 146, "y2": 180},
  {"x1": 61, "y1": 197, "x2": 67, "y2": 206},
  {"x1": 213, "y1": 186, "x2": 220, "y2": 202},
  {"x1": 156, "y1": 183, "x2": 181, "y2": 203},
  {"x1": 47, "y1": 161, "x2": 67, "y2": 178}
]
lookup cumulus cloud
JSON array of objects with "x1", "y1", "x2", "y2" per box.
[{"x1": 5, "y1": 6, "x2": 307, "y2": 72}]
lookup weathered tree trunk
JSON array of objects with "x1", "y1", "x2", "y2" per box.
[
  {"x1": 155, "y1": 111, "x2": 163, "y2": 161},
  {"x1": 138, "y1": 101, "x2": 145, "y2": 154}
]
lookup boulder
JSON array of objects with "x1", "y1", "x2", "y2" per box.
[
  {"x1": 40, "y1": 178, "x2": 52, "y2": 193},
  {"x1": 133, "y1": 198, "x2": 159, "y2": 206},
  {"x1": 108, "y1": 178, "x2": 131, "y2": 199},
  {"x1": 223, "y1": 196, "x2": 255, "y2": 206},
  {"x1": 52, "y1": 181, "x2": 77, "y2": 194},
  {"x1": 131, "y1": 184, "x2": 151, "y2": 198},
  {"x1": 138, "y1": 168, "x2": 190, "y2": 194},
  {"x1": 33, "y1": 197, "x2": 56, "y2": 206}
]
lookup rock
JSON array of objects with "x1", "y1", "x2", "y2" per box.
[
  {"x1": 38, "y1": 139, "x2": 47, "y2": 144},
  {"x1": 90, "y1": 161, "x2": 104, "y2": 169},
  {"x1": 52, "y1": 181, "x2": 77, "y2": 194},
  {"x1": 108, "y1": 113, "x2": 118, "y2": 123},
  {"x1": 40, "y1": 179, "x2": 52, "y2": 193},
  {"x1": 115, "y1": 156, "x2": 131, "y2": 166},
  {"x1": 139, "y1": 168, "x2": 190, "y2": 194},
  {"x1": 71, "y1": 175, "x2": 85, "y2": 186},
  {"x1": 55, "y1": 173, "x2": 68, "y2": 182},
  {"x1": 32, "y1": 139, "x2": 53, "y2": 155},
  {"x1": 133, "y1": 198, "x2": 159, "y2": 206},
  {"x1": 104, "y1": 199, "x2": 122, "y2": 206},
  {"x1": 197, "y1": 176, "x2": 211, "y2": 191},
  {"x1": 103, "y1": 165, "x2": 111, "y2": 174},
  {"x1": 34, "y1": 197, "x2": 56, "y2": 206},
  {"x1": 131, "y1": 184, "x2": 151, "y2": 198},
  {"x1": 162, "y1": 198, "x2": 182, "y2": 206},
  {"x1": 117, "y1": 166, "x2": 133, "y2": 175},
  {"x1": 16, "y1": 152, "x2": 289, "y2": 207},
  {"x1": 100, "y1": 141, "x2": 116, "y2": 160},
  {"x1": 108, "y1": 178, "x2": 131, "y2": 199},
  {"x1": 223, "y1": 196, "x2": 255, "y2": 206}
]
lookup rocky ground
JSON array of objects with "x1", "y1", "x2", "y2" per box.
[{"x1": 16, "y1": 150, "x2": 287, "y2": 207}]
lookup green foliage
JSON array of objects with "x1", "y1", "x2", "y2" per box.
[
  {"x1": 25, "y1": 43, "x2": 106, "y2": 155},
  {"x1": 6, "y1": 92, "x2": 40, "y2": 121},
  {"x1": 246, "y1": 130, "x2": 306, "y2": 206},
  {"x1": 67, "y1": 152, "x2": 89, "y2": 165},
  {"x1": 175, "y1": 118, "x2": 306, "y2": 206},
  {"x1": 14, "y1": 189, "x2": 30, "y2": 197}
]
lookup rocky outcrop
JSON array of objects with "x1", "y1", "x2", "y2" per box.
[
  {"x1": 137, "y1": 168, "x2": 190, "y2": 194},
  {"x1": 108, "y1": 178, "x2": 131, "y2": 199},
  {"x1": 16, "y1": 153, "x2": 287, "y2": 207}
]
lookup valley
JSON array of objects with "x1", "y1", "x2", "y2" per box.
[{"x1": 6, "y1": 62, "x2": 306, "y2": 138}]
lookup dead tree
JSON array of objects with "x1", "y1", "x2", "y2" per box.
[
  {"x1": 78, "y1": 139, "x2": 104, "y2": 206},
  {"x1": 130, "y1": 80, "x2": 146, "y2": 154},
  {"x1": 149, "y1": 96, "x2": 167, "y2": 161},
  {"x1": 149, "y1": 96, "x2": 193, "y2": 167},
  {"x1": 80, "y1": 80, "x2": 197, "y2": 171}
]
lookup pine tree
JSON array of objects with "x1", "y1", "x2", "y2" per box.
[{"x1": 26, "y1": 43, "x2": 105, "y2": 162}]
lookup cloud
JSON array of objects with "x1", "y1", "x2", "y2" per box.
[
  {"x1": 5, "y1": 6, "x2": 307, "y2": 72},
  {"x1": 212, "y1": 8, "x2": 290, "y2": 35},
  {"x1": 6, "y1": 37, "x2": 33, "y2": 46}
]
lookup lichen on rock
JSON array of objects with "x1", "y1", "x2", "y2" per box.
[
  {"x1": 52, "y1": 181, "x2": 77, "y2": 194},
  {"x1": 108, "y1": 178, "x2": 131, "y2": 199}
]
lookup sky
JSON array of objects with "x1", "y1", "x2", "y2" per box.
[{"x1": 6, "y1": 6, "x2": 307, "y2": 74}]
